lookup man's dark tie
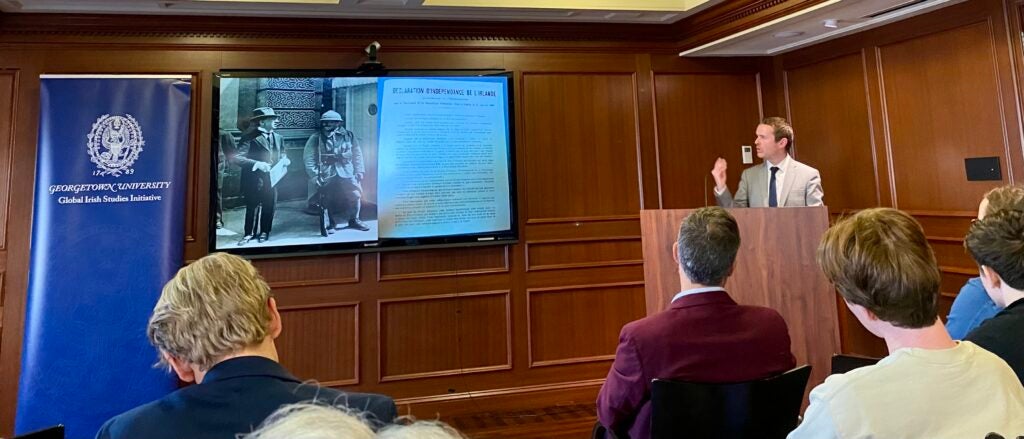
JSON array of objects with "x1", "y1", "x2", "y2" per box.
[
  {"x1": 267, "y1": 134, "x2": 278, "y2": 163},
  {"x1": 769, "y1": 166, "x2": 780, "y2": 207}
]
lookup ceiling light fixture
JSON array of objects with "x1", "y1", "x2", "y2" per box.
[
  {"x1": 679, "y1": 0, "x2": 841, "y2": 56},
  {"x1": 421, "y1": 0, "x2": 707, "y2": 12},
  {"x1": 192, "y1": 0, "x2": 340, "y2": 4}
]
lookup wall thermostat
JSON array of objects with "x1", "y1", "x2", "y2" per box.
[{"x1": 741, "y1": 145, "x2": 753, "y2": 164}]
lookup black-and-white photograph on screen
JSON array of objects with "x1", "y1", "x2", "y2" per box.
[
  {"x1": 212, "y1": 71, "x2": 517, "y2": 257},
  {"x1": 214, "y1": 77, "x2": 380, "y2": 249}
]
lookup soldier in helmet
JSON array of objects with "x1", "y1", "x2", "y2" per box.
[{"x1": 303, "y1": 110, "x2": 369, "y2": 234}]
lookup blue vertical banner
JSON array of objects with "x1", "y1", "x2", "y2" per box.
[{"x1": 16, "y1": 76, "x2": 192, "y2": 438}]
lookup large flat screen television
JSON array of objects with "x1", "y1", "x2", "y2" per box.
[{"x1": 211, "y1": 70, "x2": 517, "y2": 257}]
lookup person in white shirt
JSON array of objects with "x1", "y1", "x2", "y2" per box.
[
  {"x1": 789, "y1": 208, "x2": 1024, "y2": 439},
  {"x1": 711, "y1": 117, "x2": 823, "y2": 208}
]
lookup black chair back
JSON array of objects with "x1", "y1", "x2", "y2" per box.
[
  {"x1": 12, "y1": 425, "x2": 64, "y2": 439},
  {"x1": 830, "y1": 354, "x2": 880, "y2": 374},
  {"x1": 650, "y1": 365, "x2": 811, "y2": 439}
]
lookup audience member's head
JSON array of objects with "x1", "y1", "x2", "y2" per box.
[
  {"x1": 817, "y1": 208, "x2": 941, "y2": 334},
  {"x1": 241, "y1": 403, "x2": 374, "y2": 439},
  {"x1": 979, "y1": 184, "x2": 1024, "y2": 219},
  {"x1": 147, "y1": 252, "x2": 281, "y2": 382},
  {"x1": 673, "y1": 206, "x2": 740, "y2": 287},
  {"x1": 966, "y1": 209, "x2": 1024, "y2": 308},
  {"x1": 376, "y1": 419, "x2": 465, "y2": 439}
]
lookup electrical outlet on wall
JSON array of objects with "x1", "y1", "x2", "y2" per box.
[{"x1": 741, "y1": 145, "x2": 753, "y2": 164}]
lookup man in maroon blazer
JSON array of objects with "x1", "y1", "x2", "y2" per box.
[{"x1": 596, "y1": 206, "x2": 796, "y2": 439}]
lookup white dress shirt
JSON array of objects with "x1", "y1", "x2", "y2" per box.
[{"x1": 671, "y1": 286, "x2": 726, "y2": 303}]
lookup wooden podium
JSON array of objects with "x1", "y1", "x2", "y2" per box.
[{"x1": 640, "y1": 206, "x2": 841, "y2": 395}]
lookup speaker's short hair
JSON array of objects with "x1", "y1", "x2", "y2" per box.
[{"x1": 761, "y1": 116, "x2": 794, "y2": 152}]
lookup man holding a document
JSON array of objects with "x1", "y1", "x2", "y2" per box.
[{"x1": 235, "y1": 107, "x2": 290, "y2": 245}]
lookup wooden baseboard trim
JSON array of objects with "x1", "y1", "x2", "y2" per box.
[{"x1": 394, "y1": 378, "x2": 606, "y2": 406}]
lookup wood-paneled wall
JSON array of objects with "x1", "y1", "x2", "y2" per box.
[
  {"x1": 774, "y1": 0, "x2": 1024, "y2": 356},
  {"x1": 2, "y1": 0, "x2": 1024, "y2": 432},
  {"x1": 0, "y1": 23, "x2": 774, "y2": 433}
]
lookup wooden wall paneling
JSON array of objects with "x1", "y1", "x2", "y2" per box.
[
  {"x1": 0, "y1": 271, "x2": 4, "y2": 329},
  {"x1": 877, "y1": 21, "x2": 1012, "y2": 211},
  {"x1": 0, "y1": 72, "x2": 14, "y2": 252},
  {"x1": 395, "y1": 379, "x2": 604, "y2": 434},
  {"x1": 913, "y1": 210, "x2": 977, "y2": 237},
  {"x1": 928, "y1": 238, "x2": 977, "y2": 271},
  {"x1": 649, "y1": 55, "x2": 768, "y2": 75},
  {"x1": 0, "y1": 70, "x2": 13, "y2": 342},
  {"x1": 377, "y1": 246, "x2": 508, "y2": 281},
  {"x1": 635, "y1": 54, "x2": 660, "y2": 211},
  {"x1": 527, "y1": 282, "x2": 646, "y2": 367},
  {"x1": 277, "y1": 302, "x2": 360, "y2": 386},
  {"x1": 864, "y1": 37, "x2": 896, "y2": 209},
  {"x1": 525, "y1": 236, "x2": 642, "y2": 272},
  {"x1": 911, "y1": 211, "x2": 977, "y2": 327},
  {"x1": 520, "y1": 73, "x2": 641, "y2": 223},
  {"x1": 504, "y1": 54, "x2": 640, "y2": 74},
  {"x1": 940, "y1": 268, "x2": 975, "y2": 295},
  {"x1": 1014, "y1": 2, "x2": 1024, "y2": 184},
  {"x1": 773, "y1": 0, "x2": 1024, "y2": 357},
  {"x1": 760, "y1": 56, "x2": 787, "y2": 117},
  {"x1": 253, "y1": 253, "x2": 360, "y2": 288},
  {"x1": 524, "y1": 264, "x2": 646, "y2": 290},
  {"x1": 784, "y1": 52, "x2": 879, "y2": 212},
  {"x1": 183, "y1": 72, "x2": 203, "y2": 246},
  {"x1": 652, "y1": 72, "x2": 763, "y2": 208},
  {"x1": 220, "y1": 51, "x2": 507, "y2": 72},
  {"x1": 525, "y1": 218, "x2": 641, "y2": 241},
  {"x1": 0, "y1": 71, "x2": 12, "y2": 378},
  {"x1": 0, "y1": 13, "x2": 679, "y2": 47},
  {"x1": 0, "y1": 64, "x2": 35, "y2": 436},
  {"x1": 378, "y1": 290, "x2": 511, "y2": 382}
]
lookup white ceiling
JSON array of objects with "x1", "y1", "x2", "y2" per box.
[
  {"x1": 682, "y1": 0, "x2": 967, "y2": 56},
  {"x1": 0, "y1": 0, "x2": 725, "y2": 24}
]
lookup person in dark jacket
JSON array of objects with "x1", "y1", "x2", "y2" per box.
[{"x1": 96, "y1": 253, "x2": 396, "y2": 439}]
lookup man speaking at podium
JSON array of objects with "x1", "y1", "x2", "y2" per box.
[{"x1": 711, "y1": 117, "x2": 824, "y2": 208}]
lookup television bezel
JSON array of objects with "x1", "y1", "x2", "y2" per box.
[{"x1": 209, "y1": 69, "x2": 519, "y2": 259}]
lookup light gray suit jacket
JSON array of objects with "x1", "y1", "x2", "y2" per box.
[{"x1": 715, "y1": 158, "x2": 824, "y2": 208}]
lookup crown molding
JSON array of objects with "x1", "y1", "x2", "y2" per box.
[{"x1": 0, "y1": 0, "x2": 828, "y2": 50}]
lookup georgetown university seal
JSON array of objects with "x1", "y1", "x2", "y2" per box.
[{"x1": 87, "y1": 114, "x2": 145, "y2": 177}]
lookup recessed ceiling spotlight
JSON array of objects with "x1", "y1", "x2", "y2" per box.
[
  {"x1": 773, "y1": 31, "x2": 805, "y2": 38},
  {"x1": 823, "y1": 19, "x2": 840, "y2": 28}
]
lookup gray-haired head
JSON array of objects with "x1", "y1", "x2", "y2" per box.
[
  {"x1": 676, "y1": 206, "x2": 741, "y2": 286},
  {"x1": 239, "y1": 403, "x2": 374, "y2": 439},
  {"x1": 376, "y1": 419, "x2": 465, "y2": 439}
]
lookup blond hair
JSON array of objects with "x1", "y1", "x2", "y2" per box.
[
  {"x1": 147, "y1": 252, "x2": 273, "y2": 371},
  {"x1": 817, "y1": 208, "x2": 941, "y2": 328},
  {"x1": 241, "y1": 403, "x2": 374, "y2": 439}
]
